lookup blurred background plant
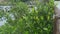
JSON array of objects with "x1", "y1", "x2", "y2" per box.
[{"x1": 0, "y1": 0, "x2": 54, "y2": 34}]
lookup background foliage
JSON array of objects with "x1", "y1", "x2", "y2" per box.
[{"x1": 0, "y1": 0, "x2": 54, "y2": 34}]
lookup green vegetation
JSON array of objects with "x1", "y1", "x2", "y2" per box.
[{"x1": 0, "y1": 0, "x2": 54, "y2": 34}]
